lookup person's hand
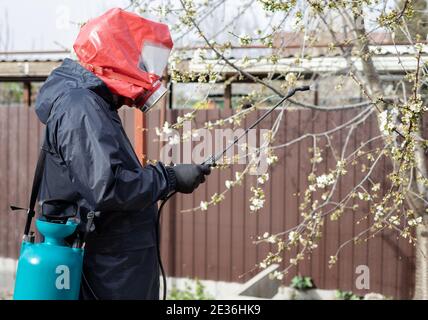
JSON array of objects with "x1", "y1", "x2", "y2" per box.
[{"x1": 170, "y1": 164, "x2": 211, "y2": 194}]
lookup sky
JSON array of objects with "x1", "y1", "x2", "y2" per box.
[
  {"x1": 0, "y1": 0, "x2": 395, "y2": 52},
  {"x1": 0, "y1": 0, "x2": 129, "y2": 51},
  {"x1": 0, "y1": 0, "x2": 312, "y2": 51}
]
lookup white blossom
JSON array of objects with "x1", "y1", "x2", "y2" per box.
[
  {"x1": 371, "y1": 183, "x2": 380, "y2": 192},
  {"x1": 358, "y1": 192, "x2": 371, "y2": 201},
  {"x1": 272, "y1": 270, "x2": 284, "y2": 280},
  {"x1": 316, "y1": 173, "x2": 335, "y2": 188},
  {"x1": 389, "y1": 215, "x2": 400, "y2": 226},
  {"x1": 168, "y1": 135, "x2": 180, "y2": 145},
  {"x1": 155, "y1": 127, "x2": 162, "y2": 136},
  {"x1": 374, "y1": 205, "x2": 384, "y2": 221},
  {"x1": 408, "y1": 217, "x2": 423, "y2": 226},
  {"x1": 288, "y1": 231, "x2": 298, "y2": 242},
  {"x1": 182, "y1": 131, "x2": 191, "y2": 141},
  {"x1": 257, "y1": 173, "x2": 269, "y2": 184},
  {"x1": 267, "y1": 235, "x2": 276, "y2": 243},
  {"x1": 409, "y1": 101, "x2": 423, "y2": 113},
  {"x1": 266, "y1": 154, "x2": 278, "y2": 165},
  {"x1": 200, "y1": 201, "x2": 208, "y2": 211},
  {"x1": 285, "y1": 72, "x2": 297, "y2": 86},
  {"x1": 162, "y1": 121, "x2": 172, "y2": 134},
  {"x1": 159, "y1": 5, "x2": 168, "y2": 17},
  {"x1": 378, "y1": 109, "x2": 397, "y2": 135},
  {"x1": 250, "y1": 198, "x2": 265, "y2": 211}
]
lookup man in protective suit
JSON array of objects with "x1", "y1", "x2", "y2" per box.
[{"x1": 34, "y1": 8, "x2": 211, "y2": 299}]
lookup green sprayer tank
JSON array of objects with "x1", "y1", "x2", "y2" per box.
[{"x1": 13, "y1": 218, "x2": 84, "y2": 300}]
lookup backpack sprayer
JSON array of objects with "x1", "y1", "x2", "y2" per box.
[
  {"x1": 156, "y1": 85, "x2": 310, "y2": 300},
  {"x1": 10, "y1": 146, "x2": 98, "y2": 300}
]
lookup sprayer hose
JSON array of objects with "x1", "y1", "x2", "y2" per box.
[{"x1": 156, "y1": 191, "x2": 177, "y2": 300}]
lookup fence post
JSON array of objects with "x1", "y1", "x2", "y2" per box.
[
  {"x1": 134, "y1": 109, "x2": 146, "y2": 165},
  {"x1": 224, "y1": 82, "x2": 232, "y2": 109},
  {"x1": 23, "y1": 81, "x2": 32, "y2": 107}
]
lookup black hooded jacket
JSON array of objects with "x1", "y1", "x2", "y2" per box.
[{"x1": 34, "y1": 58, "x2": 176, "y2": 299}]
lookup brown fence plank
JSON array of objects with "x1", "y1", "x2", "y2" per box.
[
  {"x1": 282, "y1": 109, "x2": 300, "y2": 284},
  {"x1": 118, "y1": 108, "x2": 135, "y2": 146},
  {"x1": 367, "y1": 113, "x2": 385, "y2": 295},
  {"x1": 231, "y1": 117, "x2": 246, "y2": 282},
  {"x1": 15, "y1": 108, "x2": 29, "y2": 256},
  {"x1": 0, "y1": 107, "x2": 9, "y2": 257},
  {"x1": 396, "y1": 231, "x2": 415, "y2": 299},
  {"x1": 297, "y1": 109, "x2": 315, "y2": 278},
  {"x1": 318, "y1": 110, "x2": 330, "y2": 289},
  {"x1": 161, "y1": 109, "x2": 173, "y2": 276},
  {"x1": 243, "y1": 110, "x2": 259, "y2": 281},
  {"x1": 338, "y1": 109, "x2": 357, "y2": 292},
  {"x1": 324, "y1": 110, "x2": 342, "y2": 289},
  {"x1": 381, "y1": 153, "x2": 398, "y2": 298},
  {"x1": 176, "y1": 191, "x2": 184, "y2": 278},
  {"x1": 174, "y1": 110, "x2": 184, "y2": 278},
  {"x1": 270, "y1": 110, "x2": 286, "y2": 283},
  {"x1": 255, "y1": 110, "x2": 271, "y2": 280},
  {"x1": 193, "y1": 110, "x2": 208, "y2": 279},
  {"x1": 352, "y1": 110, "x2": 371, "y2": 296},
  {"x1": 7, "y1": 108, "x2": 19, "y2": 258},
  {"x1": 310, "y1": 109, "x2": 328, "y2": 288},
  {"x1": 208, "y1": 109, "x2": 223, "y2": 280},
  {"x1": 181, "y1": 124, "x2": 195, "y2": 277},
  {"x1": 217, "y1": 121, "x2": 234, "y2": 281}
]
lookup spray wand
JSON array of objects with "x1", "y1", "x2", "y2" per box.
[
  {"x1": 202, "y1": 85, "x2": 310, "y2": 166},
  {"x1": 156, "y1": 85, "x2": 310, "y2": 300}
]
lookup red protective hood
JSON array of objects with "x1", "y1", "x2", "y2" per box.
[{"x1": 73, "y1": 8, "x2": 173, "y2": 101}]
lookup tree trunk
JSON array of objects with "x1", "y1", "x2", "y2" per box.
[{"x1": 414, "y1": 221, "x2": 428, "y2": 299}]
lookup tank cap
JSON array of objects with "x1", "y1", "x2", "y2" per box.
[{"x1": 41, "y1": 199, "x2": 79, "y2": 224}]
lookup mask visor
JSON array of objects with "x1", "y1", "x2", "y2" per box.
[{"x1": 139, "y1": 41, "x2": 171, "y2": 76}]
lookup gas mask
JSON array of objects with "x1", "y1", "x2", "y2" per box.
[{"x1": 73, "y1": 8, "x2": 173, "y2": 112}]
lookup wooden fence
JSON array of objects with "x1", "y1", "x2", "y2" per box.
[{"x1": 1, "y1": 105, "x2": 424, "y2": 299}]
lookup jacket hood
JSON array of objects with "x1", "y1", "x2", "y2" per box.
[{"x1": 35, "y1": 58, "x2": 113, "y2": 124}]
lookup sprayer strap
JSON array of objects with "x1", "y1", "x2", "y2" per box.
[
  {"x1": 29, "y1": 147, "x2": 47, "y2": 212},
  {"x1": 22, "y1": 142, "x2": 48, "y2": 236}
]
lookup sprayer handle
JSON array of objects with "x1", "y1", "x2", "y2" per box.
[{"x1": 201, "y1": 155, "x2": 217, "y2": 167}]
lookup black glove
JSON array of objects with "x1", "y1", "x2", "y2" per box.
[{"x1": 170, "y1": 164, "x2": 211, "y2": 194}]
